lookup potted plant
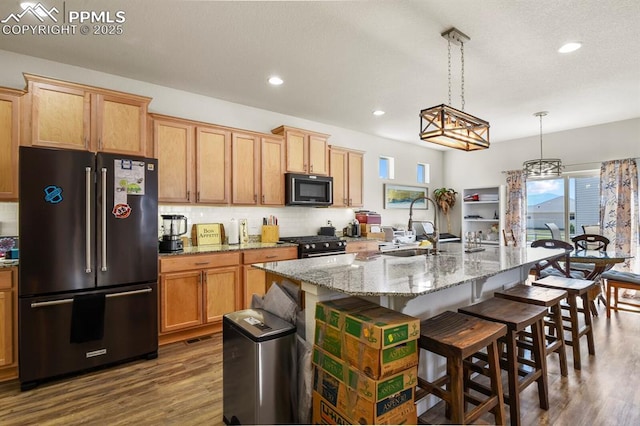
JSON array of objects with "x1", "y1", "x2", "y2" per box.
[{"x1": 433, "y1": 187, "x2": 458, "y2": 234}]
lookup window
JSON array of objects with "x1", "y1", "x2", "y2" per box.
[
  {"x1": 379, "y1": 156, "x2": 395, "y2": 179},
  {"x1": 525, "y1": 172, "x2": 600, "y2": 243},
  {"x1": 417, "y1": 163, "x2": 430, "y2": 184}
]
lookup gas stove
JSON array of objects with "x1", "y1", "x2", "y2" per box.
[{"x1": 279, "y1": 235, "x2": 347, "y2": 258}]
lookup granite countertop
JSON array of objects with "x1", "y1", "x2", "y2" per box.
[
  {"x1": 252, "y1": 244, "x2": 566, "y2": 297},
  {"x1": 158, "y1": 241, "x2": 298, "y2": 256}
]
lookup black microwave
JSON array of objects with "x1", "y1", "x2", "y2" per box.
[{"x1": 285, "y1": 173, "x2": 333, "y2": 206}]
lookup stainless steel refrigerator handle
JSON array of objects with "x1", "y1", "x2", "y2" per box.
[
  {"x1": 101, "y1": 167, "x2": 108, "y2": 272},
  {"x1": 85, "y1": 167, "x2": 92, "y2": 273},
  {"x1": 30, "y1": 288, "x2": 153, "y2": 308}
]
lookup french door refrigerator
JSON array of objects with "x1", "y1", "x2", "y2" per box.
[{"x1": 18, "y1": 146, "x2": 159, "y2": 390}]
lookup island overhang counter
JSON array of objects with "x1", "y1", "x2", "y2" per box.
[{"x1": 253, "y1": 244, "x2": 566, "y2": 343}]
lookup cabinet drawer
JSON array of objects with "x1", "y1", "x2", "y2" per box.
[
  {"x1": 159, "y1": 252, "x2": 241, "y2": 273},
  {"x1": 0, "y1": 270, "x2": 13, "y2": 289},
  {"x1": 243, "y1": 247, "x2": 298, "y2": 264},
  {"x1": 346, "y1": 241, "x2": 379, "y2": 253}
]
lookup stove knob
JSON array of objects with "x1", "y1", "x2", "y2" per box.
[
  {"x1": 304, "y1": 244, "x2": 311, "y2": 250},
  {"x1": 324, "y1": 242, "x2": 330, "y2": 248},
  {"x1": 311, "y1": 243, "x2": 316, "y2": 249},
  {"x1": 337, "y1": 241, "x2": 344, "y2": 247}
]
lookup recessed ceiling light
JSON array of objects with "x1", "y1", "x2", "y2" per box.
[
  {"x1": 268, "y1": 76, "x2": 283, "y2": 86},
  {"x1": 372, "y1": 110, "x2": 385, "y2": 116},
  {"x1": 558, "y1": 42, "x2": 582, "y2": 53}
]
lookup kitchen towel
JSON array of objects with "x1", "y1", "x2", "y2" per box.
[{"x1": 70, "y1": 293, "x2": 106, "y2": 343}]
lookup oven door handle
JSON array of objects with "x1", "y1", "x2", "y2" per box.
[{"x1": 304, "y1": 251, "x2": 346, "y2": 258}]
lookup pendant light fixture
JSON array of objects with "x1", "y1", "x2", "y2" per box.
[
  {"x1": 523, "y1": 111, "x2": 563, "y2": 178},
  {"x1": 420, "y1": 27, "x2": 490, "y2": 151}
]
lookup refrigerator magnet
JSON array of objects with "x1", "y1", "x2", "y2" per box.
[
  {"x1": 43, "y1": 184, "x2": 63, "y2": 204},
  {"x1": 112, "y1": 203, "x2": 132, "y2": 219}
]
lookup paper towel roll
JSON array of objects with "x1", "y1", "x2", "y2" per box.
[{"x1": 228, "y1": 218, "x2": 239, "y2": 244}]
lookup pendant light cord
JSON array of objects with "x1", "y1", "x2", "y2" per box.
[
  {"x1": 539, "y1": 113, "x2": 544, "y2": 158},
  {"x1": 460, "y1": 42, "x2": 465, "y2": 111},
  {"x1": 447, "y1": 38, "x2": 452, "y2": 106}
]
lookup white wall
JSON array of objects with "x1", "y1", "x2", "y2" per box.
[
  {"x1": 0, "y1": 49, "x2": 444, "y2": 238},
  {"x1": 443, "y1": 118, "x2": 640, "y2": 234}
]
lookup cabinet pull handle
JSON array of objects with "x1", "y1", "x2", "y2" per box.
[
  {"x1": 101, "y1": 167, "x2": 108, "y2": 272},
  {"x1": 187, "y1": 191, "x2": 190, "y2": 202},
  {"x1": 262, "y1": 195, "x2": 265, "y2": 203},
  {"x1": 85, "y1": 167, "x2": 92, "y2": 273},
  {"x1": 194, "y1": 262, "x2": 210, "y2": 265},
  {"x1": 349, "y1": 198, "x2": 352, "y2": 206},
  {"x1": 343, "y1": 198, "x2": 347, "y2": 205},
  {"x1": 98, "y1": 138, "x2": 102, "y2": 150},
  {"x1": 197, "y1": 192, "x2": 200, "y2": 202},
  {"x1": 310, "y1": 164, "x2": 313, "y2": 172},
  {"x1": 265, "y1": 255, "x2": 278, "y2": 259},
  {"x1": 304, "y1": 163, "x2": 307, "y2": 172},
  {"x1": 254, "y1": 194, "x2": 257, "y2": 202}
]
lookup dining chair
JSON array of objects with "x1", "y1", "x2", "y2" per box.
[
  {"x1": 544, "y1": 223, "x2": 562, "y2": 240},
  {"x1": 572, "y1": 234, "x2": 609, "y2": 251},
  {"x1": 530, "y1": 239, "x2": 586, "y2": 279},
  {"x1": 502, "y1": 229, "x2": 517, "y2": 246},
  {"x1": 582, "y1": 224, "x2": 600, "y2": 235}
]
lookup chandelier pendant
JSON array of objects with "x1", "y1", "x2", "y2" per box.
[
  {"x1": 523, "y1": 111, "x2": 563, "y2": 178},
  {"x1": 420, "y1": 27, "x2": 490, "y2": 151}
]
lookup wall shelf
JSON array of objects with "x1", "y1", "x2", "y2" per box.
[{"x1": 461, "y1": 186, "x2": 506, "y2": 246}]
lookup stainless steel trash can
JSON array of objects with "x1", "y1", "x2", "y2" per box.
[{"x1": 223, "y1": 309, "x2": 296, "y2": 425}]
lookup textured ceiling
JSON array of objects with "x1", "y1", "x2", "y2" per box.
[{"x1": 1, "y1": 0, "x2": 639, "y2": 149}]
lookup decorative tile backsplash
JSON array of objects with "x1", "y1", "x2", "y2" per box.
[{"x1": 0, "y1": 202, "x2": 18, "y2": 236}]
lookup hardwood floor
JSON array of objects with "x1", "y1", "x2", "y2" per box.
[{"x1": 1, "y1": 306, "x2": 639, "y2": 425}]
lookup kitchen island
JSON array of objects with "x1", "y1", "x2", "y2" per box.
[{"x1": 253, "y1": 243, "x2": 566, "y2": 343}]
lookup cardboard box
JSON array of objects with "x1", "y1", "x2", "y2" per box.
[
  {"x1": 312, "y1": 389, "x2": 416, "y2": 425},
  {"x1": 315, "y1": 321, "x2": 418, "y2": 379},
  {"x1": 343, "y1": 306, "x2": 421, "y2": 349},
  {"x1": 315, "y1": 297, "x2": 378, "y2": 330},
  {"x1": 191, "y1": 223, "x2": 224, "y2": 245}
]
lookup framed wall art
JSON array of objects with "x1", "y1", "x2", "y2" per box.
[{"x1": 384, "y1": 184, "x2": 429, "y2": 209}]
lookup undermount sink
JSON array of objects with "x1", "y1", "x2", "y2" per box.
[{"x1": 382, "y1": 248, "x2": 433, "y2": 257}]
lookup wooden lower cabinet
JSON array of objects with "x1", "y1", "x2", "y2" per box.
[
  {"x1": 158, "y1": 252, "x2": 241, "y2": 344},
  {"x1": 158, "y1": 247, "x2": 297, "y2": 344},
  {"x1": 346, "y1": 240, "x2": 380, "y2": 253},
  {"x1": 0, "y1": 267, "x2": 17, "y2": 382}
]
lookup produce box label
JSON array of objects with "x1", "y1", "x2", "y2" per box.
[{"x1": 343, "y1": 307, "x2": 420, "y2": 349}]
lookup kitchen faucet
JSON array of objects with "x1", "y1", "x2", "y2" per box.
[{"x1": 408, "y1": 196, "x2": 439, "y2": 254}]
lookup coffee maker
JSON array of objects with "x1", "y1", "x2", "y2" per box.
[{"x1": 159, "y1": 214, "x2": 188, "y2": 253}]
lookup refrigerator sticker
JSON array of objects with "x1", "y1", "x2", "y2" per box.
[
  {"x1": 43, "y1": 185, "x2": 63, "y2": 204},
  {"x1": 112, "y1": 203, "x2": 132, "y2": 219}
]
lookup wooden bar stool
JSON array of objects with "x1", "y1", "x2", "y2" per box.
[
  {"x1": 458, "y1": 298, "x2": 549, "y2": 426},
  {"x1": 532, "y1": 275, "x2": 597, "y2": 370},
  {"x1": 494, "y1": 284, "x2": 569, "y2": 376},
  {"x1": 415, "y1": 311, "x2": 507, "y2": 425}
]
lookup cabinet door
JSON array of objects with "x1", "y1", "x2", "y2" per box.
[
  {"x1": 95, "y1": 93, "x2": 148, "y2": 156},
  {"x1": 329, "y1": 148, "x2": 348, "y2": 207},
  {"x1": 196, "y1": 126, "x2": 231, "y2": 204},
  {"x1": 155, "y1": 119, "x2": 194, "y2": 203},
  {"x1": 285, "y1": 130, "x2": 307, "y2": 173},
  {"x1": 31, "y1": 82, "x2": 91, "y2": 150},
  {"x1": 159, "y1": 271, "x2": 202, "y2": 333},
  {"x1": 231, "y1": 132, "x2": 259, "y2": 204},
  {"x1": 204, "y1": 266, "x2": 241, "y2": 324},
  {"x1": 0, "y1": 290, "x2": 12, "y2": 367},
  {"x1": 260, "y1": 136, "x2": 285, "y2": 205},
  {"x1": 0, "y1": 91, "x2": 20, "y2": 200},
  {"x1": 243, "y1": 266, "x2": 266, "y2": 309},
  {"x1": 308, "y1": 134, "x2": 328, "y2": 175},
  {"x1": 347, "y1": 151, "x2": 364, "y2": 207}
]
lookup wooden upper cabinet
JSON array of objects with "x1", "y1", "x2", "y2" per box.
[
  {"x1": 25, "y1": 74, "x2": 150, "y2": 156},
  {"x1": 329, "y1": 145, "x2": 364, "y2": 208},
  {"x1": 29, "y1": 81, "x2": 90, "y2": 150},
  {"x1": 154, "y1": 117, "x2": 194, "y2": 203},
  {"x1": 272, "y1": 125, "x2": 329, "y2": 175},
  {"x1": 260, "y1": 136, "x2": 285, "y2": 205},
  {"x1": 95, "y1": 93, "x2": 148, "y2": 155},
  {"x1": 231, "y1": 132, "x2": 260, "y2": 205},
  {"x1": 0, "y1": 89, "x2": 23, "y2": 201},
  {"x1": 196, "y1": 126, "x2": 231, "y2": 204}
]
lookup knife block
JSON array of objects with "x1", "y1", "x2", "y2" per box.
[{"x1": 261, "y1": 225, "x2": 279, "y2": 243}]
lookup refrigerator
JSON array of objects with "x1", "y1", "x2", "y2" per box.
[{"x1": 18, "y1": 146, "x2": 159, "y2": 391}]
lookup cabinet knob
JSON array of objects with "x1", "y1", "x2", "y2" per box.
[
  {"x1": 187, "y1": 191, "x2": 191, "y2": 202},
  {"x1": 310, "y1": 164, "x2": 313, "y2": 172},
  {"x1": 197, "y1": 192, "x2": 200, "y2": 202},
  {"x1": 262, "y1": 194, "x2": 265, "y2": 203}
]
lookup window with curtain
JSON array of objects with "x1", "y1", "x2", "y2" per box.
[{"x1": 525, "y1": 172, "x2": 600, "y2": 243}]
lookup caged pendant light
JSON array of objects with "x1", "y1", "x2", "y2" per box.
[
  {"x1": 420, "y1": 28, "x2": 490, "y2": 151},
  {"x1": 523, "y1": 111, "x2": 563, "y2": 178}
]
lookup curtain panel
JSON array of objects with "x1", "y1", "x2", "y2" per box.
[
  {"x1": 600, "y1": 158, "x2": 639, "y2": 271},
  {"x1": 505, "y1": 170, "x2": 527, "y2": 247}
]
